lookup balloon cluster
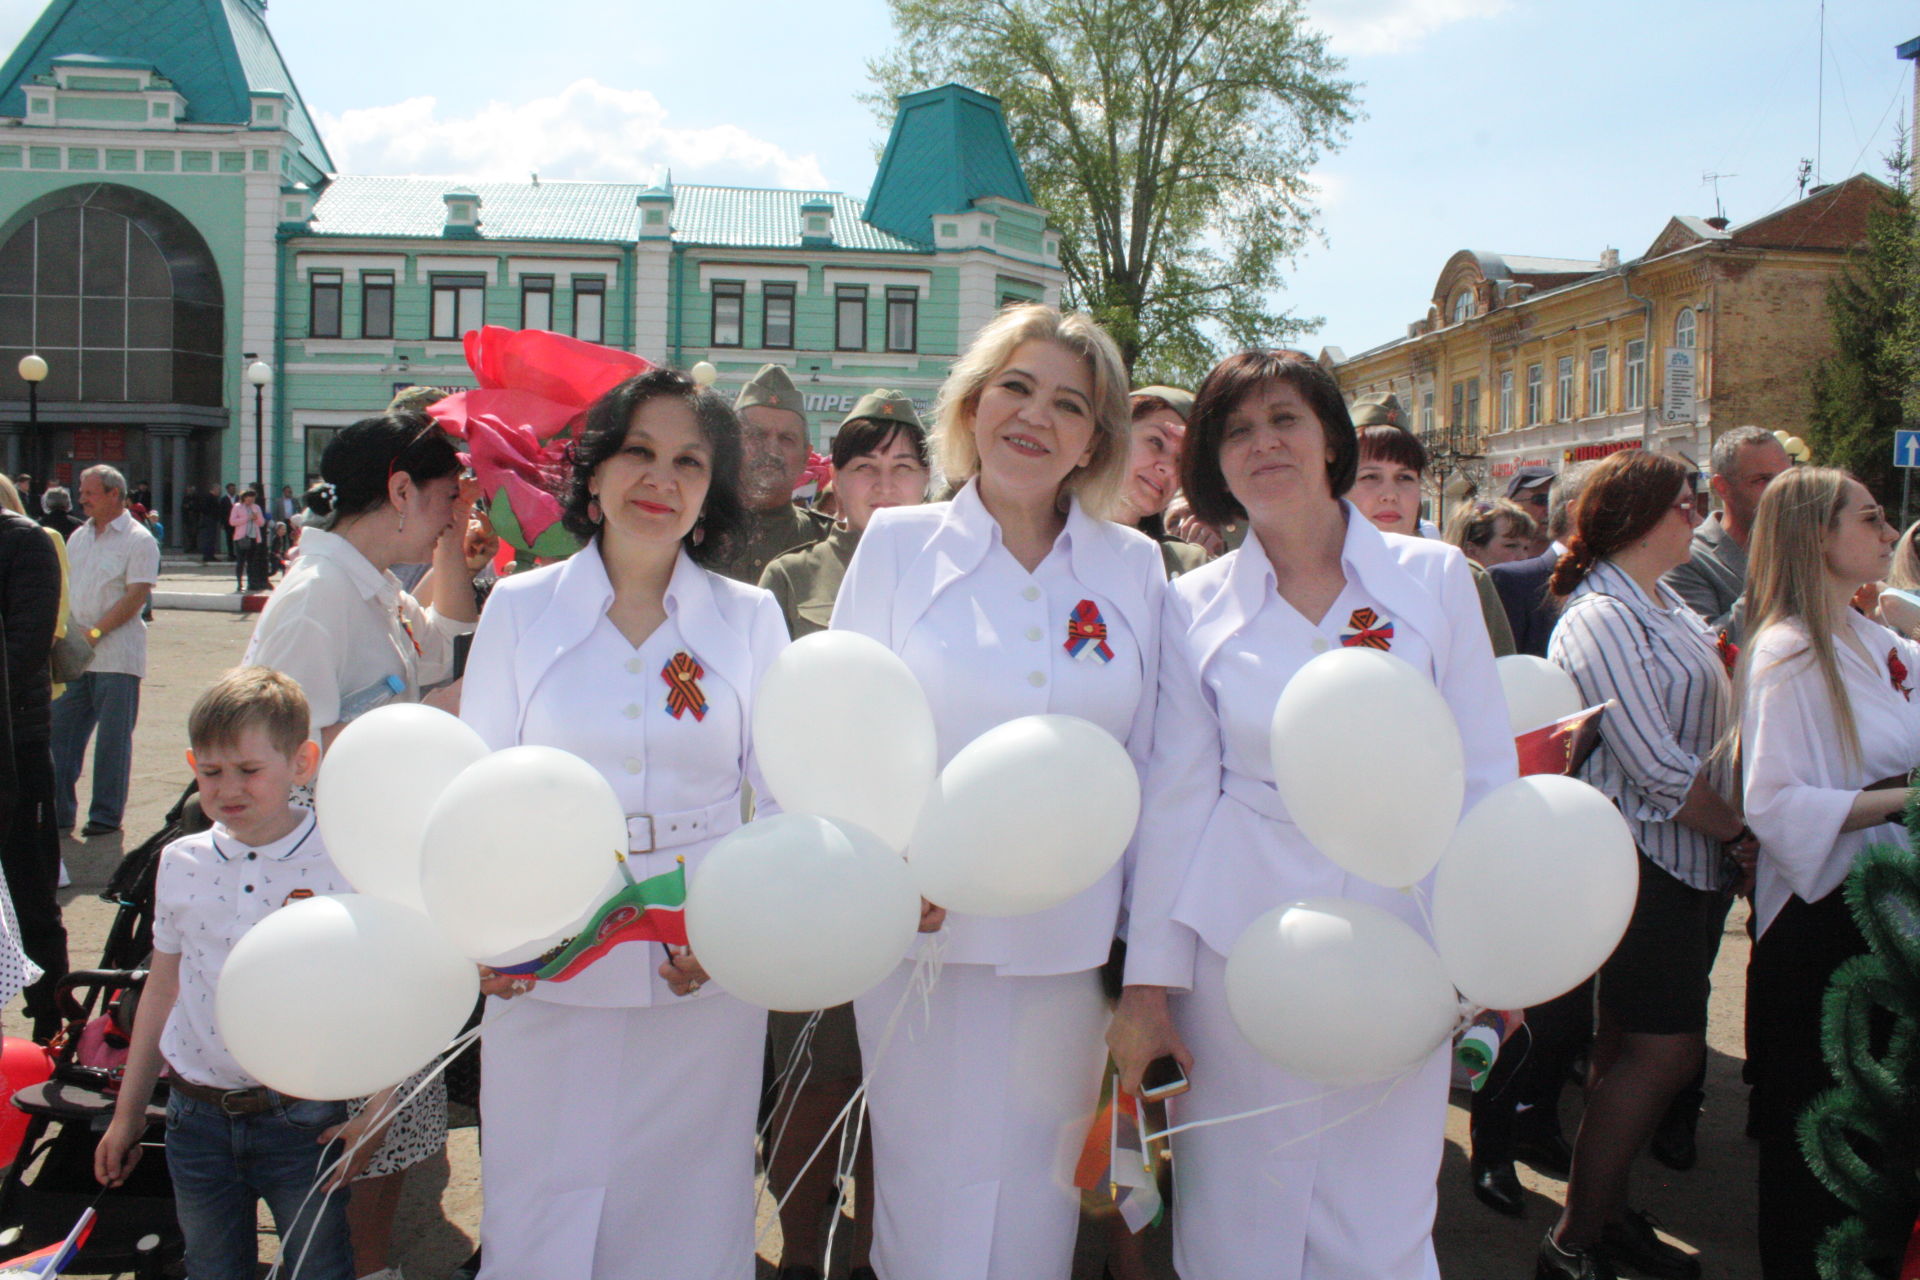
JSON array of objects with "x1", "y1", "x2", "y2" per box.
[
  {"x1": 1223, "y1": 649, "x2": 1636, "y2": 1085},
  {"x1": 687, "y1": 631, "x2": 1141, "y2": 1012}
]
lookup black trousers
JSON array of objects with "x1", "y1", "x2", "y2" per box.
[
  {"x1": 0, "y1": 743, "x2": 68, "y2": 1039},
  {"x1": 1748, "y1": 889, "x2": 1866, "y2": 1280},
  {"x1": 1471, "y1": 976, "x2": 1593, "y2": 1160}
]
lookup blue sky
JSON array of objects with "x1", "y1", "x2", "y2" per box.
[{"x1": 1, "y1": 0, "x2": 1913, "y2": 360}]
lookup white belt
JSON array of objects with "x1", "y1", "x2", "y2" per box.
[{"x1": 626, "y1": 794, "x2": 742, "y2": 854}]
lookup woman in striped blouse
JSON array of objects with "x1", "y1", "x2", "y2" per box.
[{"x1": 1540, "y1": 450, "x2": 1753, "y2": 1280}]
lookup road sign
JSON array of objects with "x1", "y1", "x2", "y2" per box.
[{"x1": 1896, "y1": 430, "x2": 1920, "y2": 469}]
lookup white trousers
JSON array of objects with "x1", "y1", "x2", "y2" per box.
[
  {"x1": 476, "y1": 991, "x2": 767, "y2": 1280},
  {"x1": 1168, "y1": 944, "x2": 1450, "y2": 1280},
  {"x1": 854, "y1": 960, "x2": 1108, "y2": 1280}
]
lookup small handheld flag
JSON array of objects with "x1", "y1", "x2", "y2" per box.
[{"x1": 493, "y1": 861, "x2": 688, "y2": 982}]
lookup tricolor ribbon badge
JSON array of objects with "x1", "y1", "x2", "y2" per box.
[
  {"x1": 1065, "y1": 599, "x2": 1115, "y2": 664},
  {"x1": 1339, "y1": 607, "x2": 1394, "y2": 651},
  {"x1": 661, "y1": 651, "x2": 710, "y2": 721}
]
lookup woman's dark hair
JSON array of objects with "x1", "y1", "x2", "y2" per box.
[
  {"x1": 562, "y1": 368, "x2": 745, "y2": 564},
  {"x1": 1179, "y1": 350, "x2": 1359, "y2": 528},
  {"x1": 1549, "y1": 450, "x2": 1694, "y2": 597},
  {"x1": 318, "y1": 410, "x2": 463, "y2": 521},
  {"x1": 830, "y1": 418, "x2": 929, "y2": 471},
  {"x1": 302, "y1": 483, "x2": 334, "y2": 518},
  {"x1": 1357, "y1": 425, "x2": 1428, "y2": 475}
]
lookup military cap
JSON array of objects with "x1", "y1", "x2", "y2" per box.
[
  {"x1": 1132, "y1": 385, "x2": 1195, "y2": 423},
  {"x1": 841, "y1": 389, "x2": 923, "y2": 432},
  {"x1": 735, "y1": 363, "x2": 807, "y2": 420},
  {"x1": 1349, "y1": 392, "x2": 1408, "y2": 430},
  {"x1": 387, "y1": 385, "x2": 446, "y2": 414}
]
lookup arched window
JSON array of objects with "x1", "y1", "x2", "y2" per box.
[
  {"x1": 1452, "y1": 291, "x2": 1474, "y2": 324},
  {"x1": 0, "y1": 185, "x2": 223, "y2": 406},
  {"x1": 1674, "y1": 306, "x2": 1697, "y2": 350}
]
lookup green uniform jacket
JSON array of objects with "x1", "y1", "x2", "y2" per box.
[
  {"x1": 710, "y1": 502, "x2": 835, "y2": 586},
  {"x1": 759, "y1": 525, "x2": 858, "y2": 639}
]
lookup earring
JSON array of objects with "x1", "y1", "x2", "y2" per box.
[
  {"x1": 692, "y1": 516, "x2": 706, "y2": 547},
  {"x1": 588, "y1": 497, "x2": 603, "y2": 525},
  {"x1": 397, "y1": 509, "x2": 406, "y2": 535}
]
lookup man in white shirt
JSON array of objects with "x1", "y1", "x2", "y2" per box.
[{"x1": 50, "y1": 465, "x2": 159, "y2": 837}]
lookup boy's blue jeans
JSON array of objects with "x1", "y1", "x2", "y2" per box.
[{"x1": 164, "y1": 1092, "x2": 353, "y2": 1280}]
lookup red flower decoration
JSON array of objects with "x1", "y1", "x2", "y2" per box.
[
  {"x1": 1715, "y1": 630, "x2": 1740, "y2": 676},
  {"x1": 1890, "y1": 648, "x2": 1912, "y2": 701}
]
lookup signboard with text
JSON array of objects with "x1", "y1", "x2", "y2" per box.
[{"x1": 1662, "y1": 349, "x2": 1696, "y2": 423}]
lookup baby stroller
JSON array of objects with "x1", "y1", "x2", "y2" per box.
[{"x1": 0, "y1": 784, "x2": 207, "y2": 1277}]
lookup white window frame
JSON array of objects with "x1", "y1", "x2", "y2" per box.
[
  {"x1": 1675, "y1": 307, "x2": 1697, "y2": 349},
  {"x1": 429, "y1": 273, "x2": 486, "y2": 341},
  {"x1": 1587, "y1": 347, "x2": 1609, "y2": 416},
  {"x1": 1624, "y1": 339, "x2": 1647, "y2": 409},
  {"x1": 520, "y1": 275, "x2": 554, "y2": 331},
  {"x1": 1498, "y1": 369, "x2": 1514, "y2": 433},
  {"x1": 572, "y1": 276, "x2": 606, "y2": 344},
  {"x1": 1555, "y1": 356, "x2": 1575, "y2": 421}
]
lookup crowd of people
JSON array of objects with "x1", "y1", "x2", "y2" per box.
[{"x1": 0, "y1": 305, "x2": 1910, "y2": 1280}]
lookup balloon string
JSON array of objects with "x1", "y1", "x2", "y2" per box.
[{"x1": 1142, "y1": 1059, "x2": 1417, "y2": 1146}]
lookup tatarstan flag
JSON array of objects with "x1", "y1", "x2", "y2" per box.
[{"x1": 494, "y1": 862, "x2": 688, "y2": 983}]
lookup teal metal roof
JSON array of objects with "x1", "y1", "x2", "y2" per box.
[
  {"x1": 865, "y1": 84, "x2": 1034, "y2": 245},
  {"x1": 0, "y1": 0, "x2": 332, "y2": 173},
  {"x1": 309, "y1": 177, "x2": 932, "y2": 252}
]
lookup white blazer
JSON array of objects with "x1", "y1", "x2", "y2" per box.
[
  {"x1": 1125, "y1": 506, "x2": 1519, "y2": 989},
  {"x1": 460, "y1": 539, "x2": 790, "y2": 1007},
  {"x1": 832, "y1": 479, "x2": 1165, "y2": 976}
]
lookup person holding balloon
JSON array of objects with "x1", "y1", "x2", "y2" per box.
[
  {"x1": 1740, "y1": 467, "x2": 1915, "y2": 1279},
  {"x1": 243, "y1": 411, "x2": 480, "y2": 1280},
  {"x1": 1107, "y1": 349, "x2": 1516, "y2": 1280},
  {"x1": 457, "y1": 367, "x2": 791, "y2": 1279},
  {"x1": 1541, "y1": 449, "x2": 1749, "y2": 1280},
  {"x1": 756, "y1": 391, "x2": 929, "y2": 1280},
  {"x1": 829, "y1": 303, "x2": 1164, "y2": 1280}
]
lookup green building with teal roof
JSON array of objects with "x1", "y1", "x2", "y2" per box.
[{"x1": 0, "y1": 0, "x2": 1063, "y2": 542}]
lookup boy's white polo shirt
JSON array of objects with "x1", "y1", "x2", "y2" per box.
[{"x1": 152, "y1": 810, "x2": 349, "y2": 1091}]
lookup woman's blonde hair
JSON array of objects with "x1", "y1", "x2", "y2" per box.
[
  {"x1": 0, "y1": 475, "x2": 22, "y2": 516},
  {"x1": 1888, "y1": 520, "x2": 1920, "y2": 592},
  {"x1": 931, "y1": 304, "x2": 1132, "y2": 518},
  {"x1": 1741, "y1": 466, "x2": 1865, "y2": 762}
]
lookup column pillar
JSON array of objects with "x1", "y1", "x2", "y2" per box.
[
  {"x1": 150, "y1": 427, "x2": 193, "y2": 550},
  {"x1": 0, "y1": 427, "x2": 19, "y2": 481},
  {"x1": 170, "y1": 433, "x2": 189, "y2": 549},
  {"x1": 147, "y1": 431, "x2": 165, "y2": 541}
]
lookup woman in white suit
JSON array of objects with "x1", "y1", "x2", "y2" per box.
[
  {"x1": 830, "y1": 304, "x2": 1164, "y2": 1280},
  {"x1": 1107, "y1": 350, "x2": 1517, "y2": 1280},
  {"x1": 459, "y1": 368, "x2": 789, "y2": 1280}
]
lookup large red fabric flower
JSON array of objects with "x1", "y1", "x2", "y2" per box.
[
  {"x1": 426, "y1": 327, "x2": 654, "y2": 557},
  {"x1": 1890, "y1": 648, "x2": 1911, "y2": 701}
]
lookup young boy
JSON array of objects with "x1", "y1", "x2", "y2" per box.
[{"x1": 94, "y1": 667, "x2": 381, "y2": 1280}]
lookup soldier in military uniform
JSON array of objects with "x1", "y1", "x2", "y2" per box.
[
  {"x1": 709, "y1": 363, "x2": 833, "y2": 584},
  {"x1": 760, "y1": 391, "x2": 929, "y2": 637}
]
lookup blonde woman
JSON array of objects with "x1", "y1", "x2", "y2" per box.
[
  {"x1": 1742, "y1": 468, "x2": 1917, "y2": 1279},
  {"x1": 831, "y1": 304, "x2": 1164, "y2": 1280}
]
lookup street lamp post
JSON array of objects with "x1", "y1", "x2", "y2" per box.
[
  {"x1": 18, "y1": 354, "x2": 47, "y2": 481},
  {"x1": 245, "y1": 361, "x2": 273, "y2": 591},
  {"x1": 1420, "y1": 418, "x2": 1486, "y2": 535}
]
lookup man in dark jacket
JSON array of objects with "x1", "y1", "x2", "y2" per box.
[
  {"x1": 1491, "y1": 463, "x2": 1595, "y2": 658},
  {"x1": 0, "y1": 507, "x2": 68, "y2": 1039}
]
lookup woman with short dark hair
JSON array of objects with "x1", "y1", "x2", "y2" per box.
[
  {"x1": 1109, "y1": 349, "x2": 1515, "y2": 1278},
  {"x1": 459, "y1": 367, "x2": 792, "y2": 1278}
]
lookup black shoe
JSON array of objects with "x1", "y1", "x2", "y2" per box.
[
  {"x1": 1471, "y1": 1157, "x2": 1526, "y2": 1217},
  {"x1": 1513, "y1": 1128, "x2": 1574, "y2": 1178},
  {"x1": 79, "y1": 821, "x2": 120, "y2": 838},
  {"x1": 1537, "y1": 1232, "x2": 1618, "y2": 1280},
  {"x1": 1597, "y1": 1209, "x2": 1700, "y2": 1280},
  {"x1": 1650, "y1": 1106, "x2": 1699, "y2": 1171}
]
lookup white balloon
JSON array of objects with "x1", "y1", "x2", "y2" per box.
[
  {"x1": 1225, "y1": 899, "x2": 1459, "y2": 1084},
  {"x1": 907, "y1": 714, "x2": 1140, "y2": 917},
  {"x1": 418, "y1": 746, "x2": 628, "y2": 961},
  {"x1": 216, "y1": 894, "x2": 478, "y2": 1100},
  {"x1": 1496, "y1": 654, "x2": 1583, "y2": 736},
  {"x1": 1432, "y1": 774, "x2": 1638, "y2": 1009},
  {"x1": 1269, "y1": 648, "x2": 1464, "y2": 888},
  {"x1": 752, "y1": 631, "x2": 938, "y2": 851},
  {"x1": 315, "y1": 704, "x2": 490, "y2": 913},
  {"x1": 686, "y1": 814, "x2": 921, "y2": 1011}
]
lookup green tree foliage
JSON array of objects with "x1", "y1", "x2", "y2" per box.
[
  {"x1": 867, "y1": 0, "x2": 1359, "y2": 384},
  {"x1": 1807, "y1": 146, "x2": 1916, "y2": 505}
]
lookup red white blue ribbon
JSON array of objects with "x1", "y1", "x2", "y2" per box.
[
  {"x1": 1065, "y1": 599, "x2": 1115, "y2": 663},
  {"x1": 1339, "y1": 607, "x2": 1394, "y2": 651}
]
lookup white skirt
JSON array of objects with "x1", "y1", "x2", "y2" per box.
[
  {"x1": 476, "y1": 990, "x2": 767, "y2": 1280},
  {"x1": 853, "y1": 960, "x2": 1107, "y2": 1280},
  {"x1": 1167, "y1": 944, "x2": 1450, "y2": 1280}
]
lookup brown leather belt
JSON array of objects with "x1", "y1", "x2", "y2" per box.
[{"x1": 168, "y1": 1078, "x2": 301, "y2": 1116}]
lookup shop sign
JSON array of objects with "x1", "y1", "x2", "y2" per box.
[
  {"x1": 1489, "y1": 457, "x2": 1556, "y2": 479},
  {"x1": 1565, "y1": 440, "x2": 1641, "y2": 464},
  {"x1": 804, "y1": 392, "x2": 934, "y2": 416},
  {"x1": 99, "y1": 428, "x2": 126, "y2": 462},
  {"x1": 72, "y1": 428, "x2": 98, "y2": 457}
]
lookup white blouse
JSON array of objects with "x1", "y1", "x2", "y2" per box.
[
  {"x1": 459, "y1": 541, "x2": 791, "y2": 1007},
  {"x1": 245, "y1": 527, "x2": 470, "y2": 734},
  {"x1": 831, "y1": 479, "x2": 1165, "y2": 976},
  {"x1": 1125, "y1": 507, "x2": 1518, "y2": 990},
  {"x1": 1743, "y1": 610, "x2": 1920, "y2": 935}
]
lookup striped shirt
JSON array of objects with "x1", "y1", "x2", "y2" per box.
[{"x1": 1549, "y1": 559, "x2": 1736, "y2": 890}]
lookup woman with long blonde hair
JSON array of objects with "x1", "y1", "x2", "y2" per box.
[{"x1": 1741, "y1": 466, "x2": 1918, "y2": 1278}]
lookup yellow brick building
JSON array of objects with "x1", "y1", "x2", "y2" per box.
[{"x1": 1325, "y1": 174, "x2": 1887, "y2": 507}]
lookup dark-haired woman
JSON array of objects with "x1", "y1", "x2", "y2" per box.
[
  {"x1": 1541, "y1": 450, "x2": 1748, "y2": 1280},
  {"x1": 245, "y1": 411, "x2": 479, "y2": 1280},
  {"x1": 1115, "y1": 387, "x2": 1209, "y2": 578},
  {"x1": 459, "y1": 368, "x2": 789, "y2": 1279},
  {"x1": 1108, "y1": 350, "x2": 1516, "y2": 1279}
]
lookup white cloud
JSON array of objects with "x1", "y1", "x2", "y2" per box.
[
  {"x1": 1305, "y1": 168, "x2": 1349, "y2": 207},
  {"x1": 1310, "y1": 0, "x2": 1513, "y2": 55},
  {"x1": 316, "y1": 80, "x2": 830, "y2": 188}
]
